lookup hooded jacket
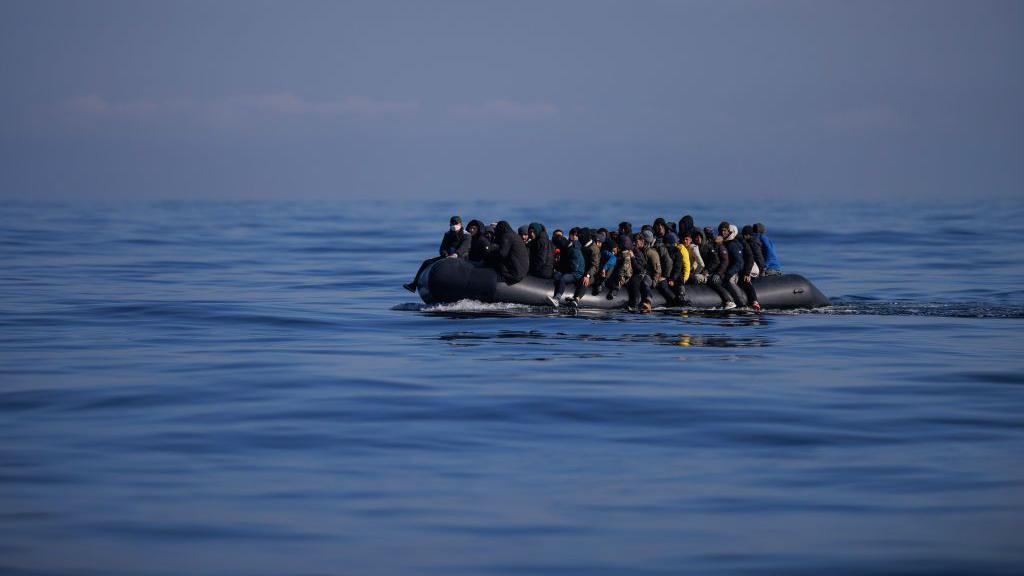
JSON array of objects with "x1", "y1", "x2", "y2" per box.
[
  {"x1": 742, "y1": 225, "x2": 766, "y2": 273},
  {"x1": 723, "y1": 224, "x2": 745, "y2": 278},
  {"x1": 466, "y1": 219, "x2": 490, "y2": 262},
  {"x1": 527, "y1": 222, "x2": 554, "y2": 279},
  {"x1": 490, "y1": 221, "x2": 529, "y2": 284}
]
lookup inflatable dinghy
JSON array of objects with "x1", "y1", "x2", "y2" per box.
[{"x1": 416, "y1": 258, "x2": 829, "y2": 310}]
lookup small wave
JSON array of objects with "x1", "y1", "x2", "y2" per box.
[
  {"x1": 392, "y1": 300, "x2": 542, "y2": 313},
  {"x1": 815, "y1": 300, "x2": 1024, "y2": 319}
]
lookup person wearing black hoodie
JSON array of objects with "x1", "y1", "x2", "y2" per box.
[
  {"x1": 739, "y1": 225, "x2": 762, "y2": 311},
  {"x1": 466, "y1": 219, "x2": 490, "y2": 262},
  {"x1": 489, "y1": 220, "x2": 529, "y2": 285},
  {"x1": 570, "y1": 227, "x2": 601, "y2": 305},
  {"x1": 742, "y1": 225, "x2": 766, "y2": 276},
  {"x1": 707, "y1": 231, "x2": 736, "y2": 309},
  {"x1": 527, "y1": 222, "x2": 554, "y2": 279},
  {"x1": 718, "y1": 222, "x2": 748, "y2": 308},
  {"x1": 404, "y1": 215, "x2": 471, "y2": 292}
]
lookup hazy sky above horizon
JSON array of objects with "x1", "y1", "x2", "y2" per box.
[{"x1": 1, "y1": 0, "x2": 1021, "y2": 202}]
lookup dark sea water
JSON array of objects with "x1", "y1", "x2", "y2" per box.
[{"x1": 2, "y1": 198, "x2": 1023, "y2": 576}]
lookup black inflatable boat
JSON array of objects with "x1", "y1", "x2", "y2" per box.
[{"x1": 416, "y1": 258, "x2": 829, "y2": 310}]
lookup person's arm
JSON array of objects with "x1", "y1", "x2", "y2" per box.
[
  {"x1": 584, "y1": 247, "x2": 599, "y2": 279},
  {"x1": 691, "y1": 246, "x2": 704, "y2": 273},
  {"x1": 439, "y1": 232, "x2": 452, "y2": 257},
  {"x1": 649, "y1": 249, "x2": 661, "y2": 279},
  {"x1": 453, "y1": 233, "x2": 471, "y2": 258}
]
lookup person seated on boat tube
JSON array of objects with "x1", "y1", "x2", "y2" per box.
[
  {"x1": 719, "y1": 222, "x2": 758, "y2": 310},
  {"x1": 487, "y1": 220, "x2": 529, "y2": 285},
  {"x1": 697, "y1": 229, "x2": 719, "y2": 282},
  {"x1": 569, "y1": 227, "x2": 601, "y2": 305},
  {"x1": 742, "y1": 225, "x2": 765, "y2": 278},
  {"x1": 549, "y1": 227, "x2": 585, "y2": 306},
  {"x1": 627, "y1": 230, "x2": 660, "y2": 311},
  {"x1": 662, "y1": 231, "x2": 690, "y2": 305},
  {"x1": 738, "y1": 225, "x2": 762, "y2": 312},
  {"x1": 683, "y1": 232, "x2": 705, "y2": 283},
  {"x1": 527, "y1": 222, "x2": 554, "y2": 279},
  {"x1": 403, "y1": 215, "x2": 472, "y2": 292},
  {"x1": 754, "y1": 222, "x2": 782, "y2": 275},
  {"x1": 605, "y1": 235, "x2": 633, "y2": 301},
  {"x1": 707, "y1": 232, "x2": 736, "y2": 309},
  {"x1": 466, "y1": 219, "x2": 489, "y2": 262},
  {"x1": 652, "y1": 229, "x2": 678, "y2": 305},
  {"x1": 593, "y1": 231, "x2": 617, "y2": 295}
]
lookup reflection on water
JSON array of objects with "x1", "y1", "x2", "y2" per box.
[{"x1": 435, "y1": 330, "x2": 773, "y2": 349}]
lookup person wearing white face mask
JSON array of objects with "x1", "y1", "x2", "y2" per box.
[{"x1": 403, "y1": 215, "x2": 472, "y2": 292}]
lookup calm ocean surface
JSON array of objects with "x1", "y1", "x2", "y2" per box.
[{"x1": 2, "y1": 198, "x2": 1023, "y2": 576}]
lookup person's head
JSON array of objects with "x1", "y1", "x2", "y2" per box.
[
  {"x1": 450, "y1": 216, "x2": 462, "y2": 232},
  {"x1": 742, "y1": 225, "x2": 753, "y2": 238},
  {"x1": 528, "y1": 222, "x2": 545, "y2": 241},
  {"x1": 518, "y1": 225, "x2": 530, "y2": 243},
  {"x1": 568, "y1": 227, "x2": 580, "y2": 241},
  {"x1": 594, "y1": 230, "x2": 607, "y2": 247},
  {"x1": 578, "y1": 227, "x2": 592, "y2": 246},
  {"x1": 466, "y1": 219, "x2": 482, "y2": 236},
  {"x1": 653, "y1": 218, "x2": 667, "y2": 237},
  {"x1": 714, "y1": 234, "x2": 724, "y2": 245},
  {"x1": 553, "y1": 229, "x2": 564, "y2": 238},
  {"x1": 755, "y1": 222, "x2": 766, "y2": 234},
  {"x1": 665, "y1": 232, "x2": 679, "y2": 247},
  {"x1": 641, "y1": 229, "x2": 655, "y2": 247},
  {"x1": 682, "y1": 234, "x2": 693, "y2": 247},
  {"x1": 618, "y1": 221, "x2": 632, "y2": 235}
]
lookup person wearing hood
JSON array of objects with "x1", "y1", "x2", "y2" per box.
[
  {"x1": 593, "y1": 231, "x2": 618, "y2": 296},
  {"x1": 549, "y1": 227, "x2": 585, "y2": 306},
  {"x1": 466, "y1": 219, "x2": 491, "y2": 262},
  {"x1": 605, "y1": 234, "x2": 634, "y2": 301},
  {"x1": 653, "y1": 218, "x2": 669, "y2": 243},
  {"x1": 742, "y1": 225, "x2": 765, "y2": 277},
  {"x1": 679, "y1": 215, "x2": 696, "y2": 240},
  {"x1": 706, "y1": 232, "x2": 736, "y2": 309},
  {"x1": 489, "y1": 220, "x2": 529, "y2": 285},
  {"x1": 755, "y1": 222, "x2": 782, "y2": 275},
  {"x1": 696, "y1": 229, "x2": 718, "y2": 281},
  {"x1": 404, "y1": 215, "x2": 471, "y2": 292},
  {"x1": 718, "y1": 222, "x2": 750, "y2": 308},
  {"x1": 569, "y1": 227, "x2": 602, "y2": 305},
  {"x1": 527, "y1": 222, "x2": 554, "y2": 279},
  {"x1": 517, "y1": 225, "x2": 530, "y2": 246}
]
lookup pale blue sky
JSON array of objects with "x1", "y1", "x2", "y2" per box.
[{"x1": 1, "y1": 0, "x2": 1021, "y2": 201}]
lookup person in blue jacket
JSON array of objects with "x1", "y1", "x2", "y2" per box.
[
  {"x1": 549, "y1": 228, "x2": 585, "y2": 306},
  {"x1": 755, "y1": 222, "x2": 782, "y2": 275}
]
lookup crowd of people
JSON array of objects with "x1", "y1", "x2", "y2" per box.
[{"x1": 405, "y1": 215, "x2": 783, "y2": 312}]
